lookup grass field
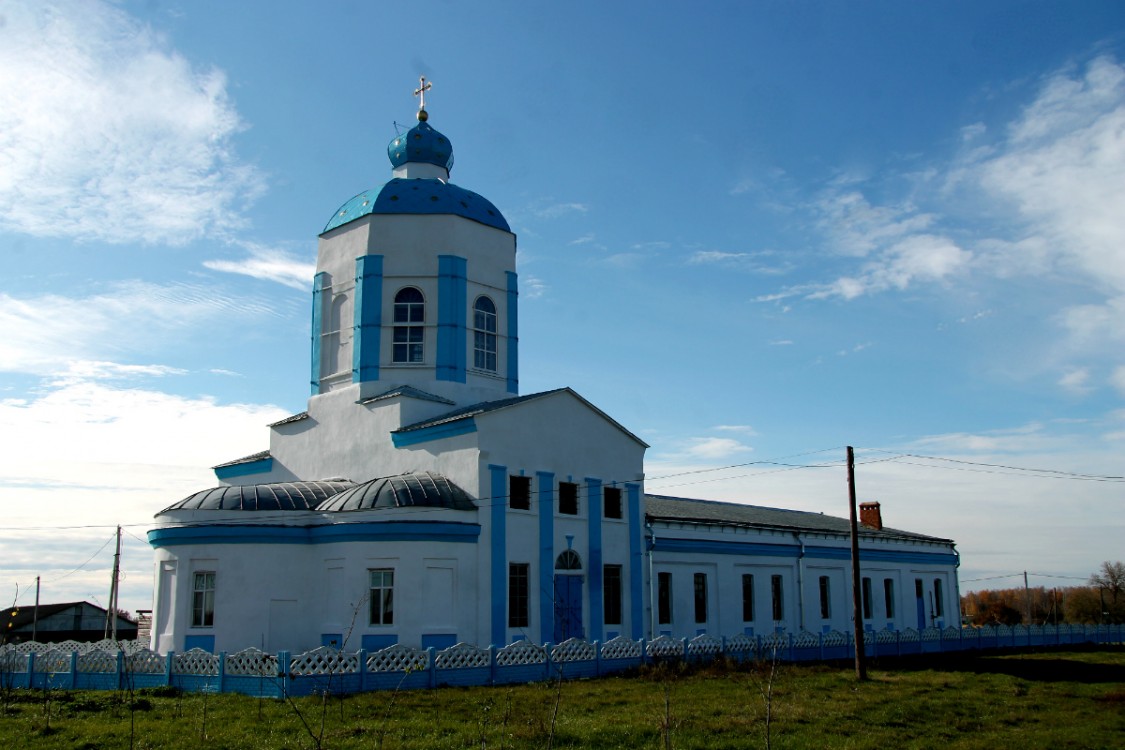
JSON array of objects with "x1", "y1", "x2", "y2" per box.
[{"x1": 2, "y1": 647, "x2": 1123, "y2": 749}]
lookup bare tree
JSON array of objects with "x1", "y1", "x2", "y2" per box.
[{"x1": 1090, "y1": 561, "x2": 1125, "y2": 605}]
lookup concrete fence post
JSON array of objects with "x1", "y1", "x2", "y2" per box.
[
  {"x1": 427, "y1": 647, "x2": 437, "y2": 689},
  {"x1": 217, "y1": 652, "x2": 227, "y2": 694},
  {"x1": 357, "y1": 649, "x2": 368, "y2": 692},
  {"x1": 277, "y1": 651, "x2": 290, "y2": 697},
  {"x1": 69, "y1": 650, "x2": 79, "y2": 690},
  {"x1": 115, "y1": 649, "x2": 125, "y2": 691}
]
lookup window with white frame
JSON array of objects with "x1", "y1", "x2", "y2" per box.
[
  {"x1": 191, "y1": 572, "x2": 215, "y2": 628},
  {"x1": 369, "y1": 569, "x2": 395, "y2": 625},
  {"x1": 392, "y1": 287, "x2": 424, "y2": 363},
  {"x1": 473, "y1": 296, "x2": 497, "y2": 371}
]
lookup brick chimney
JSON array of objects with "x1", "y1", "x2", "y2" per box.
[{"x1": 859, "y1": 501, "x2": 882, "y2": 530}]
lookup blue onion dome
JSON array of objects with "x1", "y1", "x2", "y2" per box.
[
  {"x1": 323, "y1": 179, "x2": 510, "y2": 234},
  {"x1": 388, "y1": 120, "x2": 453, "y2": 172}
]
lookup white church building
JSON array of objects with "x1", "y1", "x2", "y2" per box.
[{"x1": 148, "y1": 86, "x2": 960, "y2": 656}]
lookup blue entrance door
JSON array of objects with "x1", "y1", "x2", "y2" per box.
[{"x1": 553, "y1": 575, "x2": 584, "y2": 642}]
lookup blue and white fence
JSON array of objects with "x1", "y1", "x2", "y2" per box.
[{"x1": 2, "y1": 623, "x2": 1122, "y2": 698}]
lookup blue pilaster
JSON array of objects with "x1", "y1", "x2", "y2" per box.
[
  {"x1": 626, "y1": 482, "x2": 644, "y2": 639},
  {"x1": 352, "y1": 255, "x2": 383, "y2": 383},
  {"x1": 586, "y1": 477, "x2": 604, "y2": 642},
  {"x1": 489, "y1": 464, "x2": 508, "y2": 647},
  {"x1": 506, "y1": 271, "x2": 519, "y2": 394},
  {"x1": 537, "y1": 471, "x2": 555, "y2": 644},
  {"x1": 437, "y1": 255, "x2": 467, "y2": 383},
  {"x1": 310, "y1": 272, "x2": 328, "y2": 394}
]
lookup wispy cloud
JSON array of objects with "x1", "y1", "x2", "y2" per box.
[
  {"x1": 1058, "y1": 368, "x2": 1091, "y2": 395},
  {"x1": 688, "y1": 249, "x2": 795, "y2": 275},
  {"x1": 0, "y1": 1, "x2": 264, "y2": 245},
  {"x1": 0, "y1": 282, "x2": 280, "y2": 375},
  {"x1": 203, "y1": 243, "x2": 316, "y2": 290},
  {"x1": 532, "y1": 201, "x2": 589, "y2": 219}
]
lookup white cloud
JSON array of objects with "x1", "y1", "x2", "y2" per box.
[
  {"x1": 1058, "y1": 368, "x2": 1091, "y2": 395},
  {"x1": 811, "y1": 234, "x2": 971, "y2": 300},
  {"x1": 0, "y1": 282, "x2": 280, "y2": 375},
  {"x1": 0, "y1": 1, "x2": 264, "y2": 245},
  {"x1": 713, "y1": 425, "x2": 757, "y2": 435},
  {"x1": 532, "y1": 201, "x2": 589, "y2": 219},
  {"x1": 203, "y1": 243, "x2": 316, "y2": 290},
  {"x1": 681, "y1": 437, "x2": 754, "y2": 461},
  {"x1": 0, "y1": 377, "x2": 288, "y2": 610},
  {"x1": 811, "y1": 191, "x2": 936, "y2": 257}
]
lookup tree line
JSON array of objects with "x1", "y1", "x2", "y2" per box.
[{"x1": 961, "y1": 561, "x2": 1125, "y2": 626}]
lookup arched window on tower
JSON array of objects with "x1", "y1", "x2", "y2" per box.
[
  {"x1": 392, "y1": 287, "x2": 425, "y2": 363},
  {"x1": 555, "y1": 550, "x2": 582, "y2": 571},
  {"x1": 473, "y1": 295, "x2": 497, "y2": 371}
]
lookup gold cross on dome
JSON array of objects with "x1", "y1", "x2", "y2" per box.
[{"x1": 414, "y1": 76, "x2": 432, "y2": 112}]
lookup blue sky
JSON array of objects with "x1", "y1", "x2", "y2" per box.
[{"x1": 2, "y1": 0, "x2": 1124, "y2": 615}]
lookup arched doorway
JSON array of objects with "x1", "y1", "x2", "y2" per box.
[{"x1": 553, "y1": 550, "x2": 584, "y2": 642}]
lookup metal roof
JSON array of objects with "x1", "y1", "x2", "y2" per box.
[
  {"x1": 315, "y1": 471, "x2": 476, "y2": 512},
  {"x1": 644, "y1": 494, "x2": 952, "y2": 543},
  {"x1": 161, "y1": 480, "x2": 355, "y2": 513},
  {"x1": 322, "y1": 178, "x2": 510, "y2": 235}
]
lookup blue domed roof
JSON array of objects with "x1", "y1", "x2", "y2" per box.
[
  {"x1": 322, "y1": 178, "x2": 511, "y2": 234},
  {"x1": 388, "y1": 120, "x2": 453, "y2": 171}
]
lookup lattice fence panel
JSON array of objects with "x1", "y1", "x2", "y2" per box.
[
  {"x1": 289, "y1": 647, "x2": 359, "y2": 676},
  {"x1": 646, "y1": 635, "x2": 683, "y2": 658},
  {"x1": 794, "y1": 631, "x2": 820, "y2": 649},
  {"x1": 551, "y1": 638, "x2": 595, "y2": 663},
  {"x1": 173, "y1": 648, "x2": 219, "y2": 676},
  {"x1": 366, "y1": 644, "x2": 427, "y2": 673},
  {"x1": 225, "y1": 648, "x2": 277, "y2": 677},
  {"x1": 899, "y1": 628, "x2": 920, "y2": 643},
  {"x1": 921, "y1": 627, "x2": 942, "y2": 642},
  {"x1": 435, "y1": 643, "x2": 490, "y2": 669},
  {"x1": 687, "y1": 633, "x2": 723, "y2": 657},
  {"x1": 34, "y1": 649, "x2": 71, "y2": 673},
  {"x1": 942, "y1": 626, "x2": 961, "y2": 640},
  {"x1": 760, "y1": 633, "x2": 787, "y2": 655},
  {"x1": 126, "y1": 649, "x2": 165, "y2": 675},
  {"x1": 600, "y1": 635, "x2": 642, "y2": 660},
  {"x1": 77, "y1": 650, "x2": 118, "y2": 674},
  {"x1": 495, "y1": 640, "x2": 546, "y2": 667},
  {"x1": 875, "y1": 630, "x2": 898, "y2": 645},
  {"x1": 823, "y1": 630, "x2": 848, "y2": 648},
  {"x1": 725, "y1": 633, "x2": 757, "y2": 655}
]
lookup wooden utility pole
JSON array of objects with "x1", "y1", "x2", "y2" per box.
[
  {"x1": 32, "y1": 576, "x2": 40, "y2": 642},
  {"x1": 105, "y1": 525, "x2": 122, "y2": 640},
  {"x1": 847, "y1": 446, "x2": 868, "y2": 680}
]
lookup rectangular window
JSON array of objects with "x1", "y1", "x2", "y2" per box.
[
  {"x1": 741, "y1": 574, "x2": 755, "y2": 622},
  {"x1": 603, "y1": 487, "x2": 623, "y2": 519},
  {"x1": 508, "y1": 563, "x2": 529, "y2": 628},
  {"x1": 933, "y1": 578, "x2": 944, "y2": 617},
  {"x1": 771, "y1": 575, "x2": 784, "y2": 621},
  {"x1": 558, "y1": 482, "x2": 579, "y2": 515},
  {"x1": 862, "y1": 577, "x2": 873, "y2": 620},
  {"x1": 884, "y1": 578, "x2": 895, "y2": 618},
  {"x1": 693, "y1": 573, "x2": 708, "y2": 624},
  {"x1": 657, "y1": 572, "x2": 672, "y2": 624},
  {"x1": 369, "y1": 569, "x2": 394, "y2": 625},
  {"x1": 509, "y1": 475, "x2": 531, "y2": 511},
  {"x1": 819, "y1": 575, "x2": 831, "y2": 619},
  {"x1": 191, "y1": 572, "x2": 215, "y2": 628},
  {"x1": 603, "y1": 564, "x2": 622, "y2": 625},
  {"x1": 392, "y1": 326, "x2": 424, "y2": 363}
]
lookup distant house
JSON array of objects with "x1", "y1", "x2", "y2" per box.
[{"x1": 3, "y1": 601, "x2": 138, "y2": 644}]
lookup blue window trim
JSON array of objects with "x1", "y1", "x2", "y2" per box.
[
  {"x1": 213, "y1": 456, "x2": 273, "y2": 482},
  {"x1": 436, "y1": 255, "x2": 467, "y2": 383},
  {"x1": 391, "y1": 418, "x2": 477, "y2": 448},
  {"x1": 626, "y1": 483, "x2": 644, "y2": 639},
  {"x1": 310, "y1": 272, "x2": 328, "y2": 394},
  {"x1": 653, "y1": 536, "x2": 958, "y2": 567},
  {"x1": 352, "y1": 255, "x2": 383, "y2": 383},
  {"x1": 505, "y1": 271, "x2": 518, "y2": 394},
  {"x1": 537, "y1": 471, "x2": 555, "y2": 644},
  {"x1": 585, "y1": 477, "x2": 603, "y2": 642},
  {"x1": 489, "y1": 464, "x2": 508, "y2": 647},
  {"x1": 148, "y1": 521, "x2": 481, "y2": 547}
]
